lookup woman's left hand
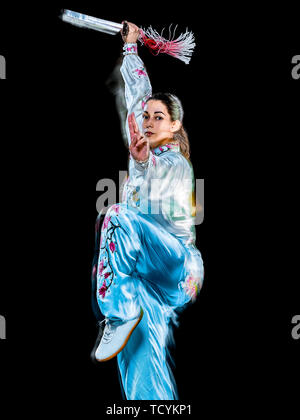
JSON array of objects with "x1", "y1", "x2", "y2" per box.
[
  {"x1": 128, "y1": 113, "x2": 150, "y2": 162},
  {"x1": 121, "y1": 21, "x2": 140, "y2": 43}
]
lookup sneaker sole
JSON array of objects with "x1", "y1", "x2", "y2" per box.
[{"x1": 96, "y1": 308, "x2": 144, "y2": 362}]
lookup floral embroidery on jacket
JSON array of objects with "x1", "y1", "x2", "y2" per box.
[
  {"x1": 151, "y1": 142, "x2": 180, "y2": 156},
  {"x1": 126, "y1": 45, "x2": 137, "y2": 53},
  {"x1": 131, "y1": 186, "x2": 140, "y2": 207},
  {"x1": 134, "y1": 67, "x2": 147, "y2": 77},
  {"x1": 141, "y1": 93, "x2": 151, "y2": 110}
]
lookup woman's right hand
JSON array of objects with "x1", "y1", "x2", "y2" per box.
[
  {"x1": 128, "y1": 113, "x2": 150, "y2": 163},
  {"x1": 121, "y1": 21, "x2": 140, "y2": 43}
]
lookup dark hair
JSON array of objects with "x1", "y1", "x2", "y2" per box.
[{"x1": 146, "y1": 92, "x2": 190, "y2": 160}]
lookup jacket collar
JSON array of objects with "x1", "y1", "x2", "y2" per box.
[{"x1": 151, "y1": 141, "x2": 180, "y2": 156}]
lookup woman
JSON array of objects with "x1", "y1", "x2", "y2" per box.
[{"x1": 93, "y1": 22, "x2": 204, "y2": 400}]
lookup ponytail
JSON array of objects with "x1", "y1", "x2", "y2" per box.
[{"x1": 175, "y1": 126, "x2": 190, "y2": 160}]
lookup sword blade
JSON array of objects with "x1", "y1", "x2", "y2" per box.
[{"x1": 61, "y1": 9, "x2": 123, "y2": 35}]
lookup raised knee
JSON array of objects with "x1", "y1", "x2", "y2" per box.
[{"x1": 106, "y1": 203, "x2": 123, "y2": 217}]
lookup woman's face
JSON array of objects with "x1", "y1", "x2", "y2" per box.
[{"x1": 142, "y1": 100, "x2": 180, "y2": 149}]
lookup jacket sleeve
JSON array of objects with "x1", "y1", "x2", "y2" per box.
[{"x1": 120, "y1": 43, "x2": 152, "y2": 147}]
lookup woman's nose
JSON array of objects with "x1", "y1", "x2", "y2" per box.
[{"x1": 146, "y1": 120, "x2": 153, "y2": 128}]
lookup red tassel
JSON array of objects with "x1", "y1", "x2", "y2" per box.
[{"x1": 139, "y1": 26, "x2": 196, "y2": 64}]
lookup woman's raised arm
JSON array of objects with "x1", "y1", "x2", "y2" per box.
[{"x1": 120, "y1": 22, "x2": 152, "y2": 147}]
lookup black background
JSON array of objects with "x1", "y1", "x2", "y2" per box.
[{"x1": 0, "y1": 1, "x2": 299, "y2": 417}]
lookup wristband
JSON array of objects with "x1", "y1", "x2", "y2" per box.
[
  {"x1": 133, "y1": 155, "x2": 150, "y2": 171},
  {"x1": 123, "y1": 43, "x2": 138, "y2": 55}
]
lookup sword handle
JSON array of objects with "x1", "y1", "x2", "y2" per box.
[{"x1": 121, "y1": 21, "x2": 129, "y2": 40}]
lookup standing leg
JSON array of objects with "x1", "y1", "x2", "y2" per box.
[{"x1": 114, "y1": 213, "x2": 193, "y2": 400}]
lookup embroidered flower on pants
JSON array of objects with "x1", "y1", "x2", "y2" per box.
[
  {"x1": 183, "y1": 273, "x2": 202, "y2": 300},
  {"x1": 109, "y1": 242, "x2": 116, "y2": 253},
  {"x1": 98, "y1": 206, "x2": 122, "y2": 298},
  {"x1": 98, "y1": 260, "x2": 104, "y2": 276},
  {"x1": 102, "y1": 216, "x2": 111, "y2": 231},
  {"x1": 110, "y1": 204, "x2": 120, "y2": 214},
  {"x1": 99, "y1": 280, "x2": 108, "y2": 298}
]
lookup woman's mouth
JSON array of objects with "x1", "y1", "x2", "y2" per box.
[{"x1": 145, "y1": 132, "x2": 154, "y2": 137}]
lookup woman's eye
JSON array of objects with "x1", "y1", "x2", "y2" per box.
[{"x1": 142, "y1": 115, "x2": 162, "y2": 120}]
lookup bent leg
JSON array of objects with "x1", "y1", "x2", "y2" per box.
[
  {"x1": 134, "y1": 214, "x2": 190, "y2": 307},
  {"x1": 96, "y1": 203, "x2": 142, "y2": 321}
]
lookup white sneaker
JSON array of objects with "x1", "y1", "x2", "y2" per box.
[{"x1": 95, "y1": 308, "x2": 144, "y2": 362}]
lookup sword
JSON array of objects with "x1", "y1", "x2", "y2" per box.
[
  {"x1": 60, "y1": 9, "x2": 195, "y2": 64},
  {"x1": 61, "y1": 9, "x2": 126, "y2": 36}
]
